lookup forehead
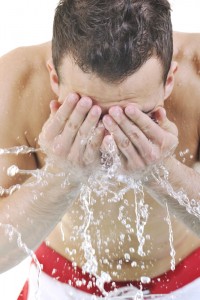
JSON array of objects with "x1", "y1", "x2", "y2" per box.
[{"x1": 59, "y1": 56, "x2": 164, "y2": 104}]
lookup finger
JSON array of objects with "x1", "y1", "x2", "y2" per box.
[
  {"x1": 152, "y1": 107, "x2": 178, "y2": 136},
  {"x1": 100, "y1": 135, "x2": 123, "y2": 168},
  {"x1": 101, "y1": 134, "x2": 119, "y2": 154},
  {"x1": 69, "y1": 105, "x2": 102, "y2": 157},
  {"x1": 50, "y1": 100, "x2": 61, "y2": 116},
  {"x1": 102, "y1": 115, "x2": 144, "y2": 168},
  {"x1": 61, "y1": 97, "x2": 93, "y2": 147},
  {"x1": 109, "y1": 106, "x2": 151, "y2": 158},
  {"x1": 46, "y1": 93, "x2": 80, "y2": 139},
  {"x1": 83, "y1": 122, "x2": 105, "y2": 164},
  {"x1": 125, "y1": 105, "x2": 164, "y2": 143},
  {"x1": 77, "y1": 105, "x2": 102, "y2": 145}
]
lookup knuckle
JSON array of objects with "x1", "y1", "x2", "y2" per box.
[
  {"x1": 55, "y1": 113, "x2": 66, "y2": 125},
  {"x1": 144, "y1": 146, "x2": 159, "y2": 163},
  {"x1": 129, "y1": 129, "x2": 140, "y2": 141},
  {"x1": 142, "y1": 123, "x2": 151, "y2": 133},
  {"x1": 67, "y1": 120, "x2": 79, "y2": 131},
  {"x1": 120, "y1": 137, "x2": 130, "y2": 149},
  {"x1": 77, "y1": 127, "x2": 84, "y2": 137}
]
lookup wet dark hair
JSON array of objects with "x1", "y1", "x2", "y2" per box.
[{"x1": 52, "y1": 0, "x2": 173, "y2": 84}]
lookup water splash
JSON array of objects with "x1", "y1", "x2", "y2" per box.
[
  {"x1": 151, "y1": 163, "x2": 200, "y2": 220},
  {"x1": 76, "y1": 139, "x2": 150, "y2": 295},
  {"x1": 134, "y1": 182, "x2": 149, "y2": 257},
  {"x1": 165, "y1": 202, "x2": 175, "y2": 271},
  {"x1": 1, "y1": 145, "x2": 200, "y2": 299},
  {"x1": 0, "y1": 222, "x2": 41, "y2": 300},
  {"x1": 78, "y1": 184, "x2": 112, "y2": 296},
  {"x1": 0, "y1": 146, "x2": 47, "y2": 299},
  {"x1": 0, "y1": 145, "x2": 40, "y2": 155}
]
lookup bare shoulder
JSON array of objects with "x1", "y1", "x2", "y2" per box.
[
  {"x1": 0, "y1": 43, "x2": 53, "y2": 175},
  {"x1": 172, "y1": 32, "x2": 200, "y2": 112},
  {"x1": 0, "y1": 42, "x2": 51, "y2": 105},
  {"x1": 173, "y1": 32, "x2": 200, "y2": 56},
  {"x1": 173, "y1": 32, "x2": 200, "y2": 71},
  {"x1": 0, "y1": 42, "x2": 53, "y2": 146},
  {"x1": 168, "y1": 32, "x2": 200, "y2": 162}
]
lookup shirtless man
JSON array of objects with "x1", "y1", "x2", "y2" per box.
[{"x1": 0, "y1": 0, "x2": 200, "y2": 299}]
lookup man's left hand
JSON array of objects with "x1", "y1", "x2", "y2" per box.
[{"x1": 102, "y1": 105, "x2": 178, "y2": 173}]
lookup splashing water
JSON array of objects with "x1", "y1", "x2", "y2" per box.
[
  {"x1": 0, "y1": 145, "x2": 40, "y2": 155},
  {"x1": 79, "y1": 184, "x2": 112, "y2": 296},
  {"x1": 1, "y1": 145, "x2": 200, "y2": 299},
  {"x1": 0, "y1": 222, "x2": 42, "y2": 300},
  {"x1": 165, "y1": 202, "x2": 175, "y2": 271},
  {"x1": 134, "y1": 183, "x2": 148, "y2": 257},
  {"x1": 151, "y1": 163, "x2": 200, "y2": 220},
  {"x1": 76, "y1": 139, "x2": 150, "y2": 295}
]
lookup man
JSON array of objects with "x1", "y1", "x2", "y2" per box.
[{"x1": 0, "y1": 0, "x2": 200, "y2": 298}]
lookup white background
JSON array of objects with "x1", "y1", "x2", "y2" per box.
[{"x1": 0, "y1": 0, "x2": 200, "y2": 299}]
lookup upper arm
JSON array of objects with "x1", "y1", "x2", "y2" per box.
[{"x1": 0, "y1": 48, "x2": 37, "y2": 196}]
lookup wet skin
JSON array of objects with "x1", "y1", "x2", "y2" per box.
[
  {"x1": 43, "y1": 49, "x2": 200, "y2": 279},
  {"x1": 44, "y1": 56, "x2": 177, "y2": 174},
  {"x1": 0, "y1": 32, "x2": 200, "y2": 280}
]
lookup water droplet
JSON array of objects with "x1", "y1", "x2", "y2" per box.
[
  {"x1": 140, "y1": 276, "x2": 151, "y2": 284},
  {"x1": 131, "y1": 261, "x2": 137, "y2": 267},
  {"x1": 146, "y1": 234, "x2": 151, "y2": 240},
  {"x1": 7, "y1": 165, "x2": 19, "y2": 176},
  {"x1": 124, "y1": 253, "x2": 130, "y2": 261},
  {"x1": 72, "y1": 261, "x2": 77, "y2": 267},
  {"x1": 129, "y1": 247, "x2": 135, "y2": 253}
]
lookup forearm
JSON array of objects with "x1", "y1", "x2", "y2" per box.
[
  {"x1": 0, "y1": 168, "x2": 80, "y2": 273},
  {"x1": 145, "y1": 156, "x2": 200, "y2": 236},
  {"x1": 0, "y1": 93, "x2": 104, "y2": 273}
]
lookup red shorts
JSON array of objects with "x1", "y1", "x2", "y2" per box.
[{"x1": 18, "y1": 243, "x2": 200, "y2": 299}]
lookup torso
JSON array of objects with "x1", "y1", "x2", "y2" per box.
[{"x1": 1, "y1": 32, "x2": 200, "y2": 281}]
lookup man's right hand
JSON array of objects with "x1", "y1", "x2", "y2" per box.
[{"x1": 39, "y1": 93, "x2": 105, "y2": 175}]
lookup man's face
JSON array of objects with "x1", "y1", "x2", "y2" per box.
[{"x1": 56, "y1": 56, "x2": 170, "y2": 115}]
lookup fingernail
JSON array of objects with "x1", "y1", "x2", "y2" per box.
[
  {"x1": 109, "y1": 106, "x2": 122, "y2": 118},
  {"x1": 80, "y1": 97, "x2": 92, "y2": 107},
  {"x1": 91, "y1": 106, "x2": 101, "y2": 116},
  {"x1": 67, "y1": 93, "x2": 78, "y2": 103},
  {"x1": 103, "y1": 115, "x2": 113, "y2": 126}
]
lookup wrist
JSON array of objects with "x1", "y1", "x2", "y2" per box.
[{"x1": 144, "y1": 155, "x2": 178, "y2": 188}]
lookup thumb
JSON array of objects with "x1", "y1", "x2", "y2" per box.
[
  {"x1": 153, "y1": 107, "x2": 178, "y2": 136},
  {"x1": 50, "y1": 100, "x2": 61, "y2": 116}
]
